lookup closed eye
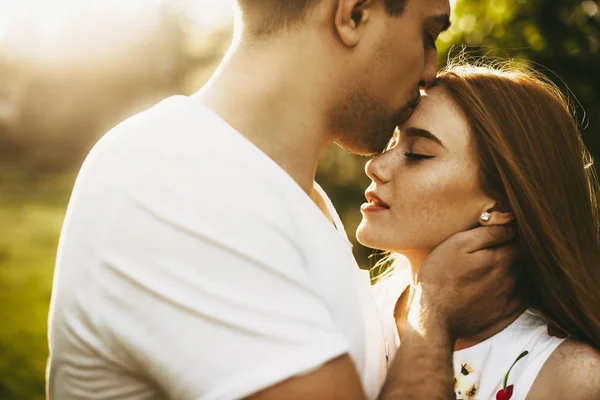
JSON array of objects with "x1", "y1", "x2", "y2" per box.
[{"x1": 404, "y1": 152, "x2": 435, "y2": 160}]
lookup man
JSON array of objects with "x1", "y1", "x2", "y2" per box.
[{"x1": 47, "y1": 0, "x2": 518, "y2": 399}]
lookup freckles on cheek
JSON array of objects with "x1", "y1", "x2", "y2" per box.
[
  {"x1": 430, "y1": 167, "x2": 483, "y2": 227},
  {"x1": 416, "y1": 181, "x2": 450, "y2": 226},
  {"x1": 391, "y1": 177, "x2": 440, "y2": 223},
  {"x1": 383, "y1": 160, "x2": 483, "y2": 250},
  {"x1": 403, "y1": 167, "x2": 476, "y2": 221}
]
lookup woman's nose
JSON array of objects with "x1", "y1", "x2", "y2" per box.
[{"x1": 365, "y1": 153, "x2": 391, "y2": 184}]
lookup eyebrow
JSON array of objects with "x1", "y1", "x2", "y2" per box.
[
  {"x1": 430, "y1": 13, "x2": 452, "y2": 32},
  {"x1": 402, "y1": 127, "x2": 446, "y2": 148}
]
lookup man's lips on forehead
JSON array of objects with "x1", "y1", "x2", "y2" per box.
[
  {"x1": 395, "y1": 94, "x2": 421, "y2": 125},
  {"x1": 396, "y1": 106, "x2": 416, "y2": 124},
  {"x1": 407, "y1": 94, "x2": 421, "y2": 108}
]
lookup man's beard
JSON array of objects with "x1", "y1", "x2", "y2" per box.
[{"x1": 328, "y1": 87, "x2": 405, "y2": 156}]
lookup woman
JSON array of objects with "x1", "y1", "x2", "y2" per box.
[{"x1": 358, "y1": 63, "x2": 600, "y2": 400}]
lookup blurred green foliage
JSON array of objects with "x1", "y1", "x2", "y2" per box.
[
  {"x1": 438, "y1": 0, "x2": 600, "y2": 157},
  {"x1": 0, "y1": 0, "x2": 598, "y2": 398}
]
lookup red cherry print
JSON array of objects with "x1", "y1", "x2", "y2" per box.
[{"x1": 496, "y1": 385, "x2": 514, "y2": 400}]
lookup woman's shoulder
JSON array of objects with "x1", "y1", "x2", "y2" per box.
[{"x1": 527, "y1": 339, "x2": 600, "y2": 400}]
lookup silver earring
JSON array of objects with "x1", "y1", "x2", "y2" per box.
[{"x1": 480, "y1": 212, "x2": 491, "y2": 222}]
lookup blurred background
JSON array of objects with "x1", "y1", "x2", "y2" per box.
[{"x1": 0, "y1": 0, "x2": 598, "y2": 398}]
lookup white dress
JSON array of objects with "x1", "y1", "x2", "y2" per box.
[
  {"x1": 372, "y1": 267, "x2": 567, "y2": 400},
  {"x1": 452, "y1": 309, "x2": 566, "y2": 400}
]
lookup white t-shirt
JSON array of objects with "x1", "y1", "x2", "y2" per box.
[{"x1": 47, "y1": 96, "x2": 388, "y2": 399}]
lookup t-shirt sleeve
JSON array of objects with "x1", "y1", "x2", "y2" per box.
[{"x1": 96, "y1": 156, "x2": 351, "y2": 400}]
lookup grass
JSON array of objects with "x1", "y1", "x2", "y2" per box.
[{"x1": 0, "y1": 190, "x2": 70, "y2": 400}]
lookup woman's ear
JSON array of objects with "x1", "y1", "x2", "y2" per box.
[{"x1": 479, "y1": 203, "x2": 515, "y2": 226}]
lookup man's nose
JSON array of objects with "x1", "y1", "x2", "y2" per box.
[{"x1": 420, "y1": 50, "x2": 438, "y2": 89}]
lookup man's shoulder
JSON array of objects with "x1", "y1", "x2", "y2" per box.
[
  {"x1": 115, "y1": 99, "x2": 304, "y2": 230},
  {"x1": 81, "y1": 95, "x2": 312, "y2": 244},
  {"x1": 99, "y1": 95, "x2": 225, "y2": 150},
  {"x1": 87, "y1": 95, "x2": 279, "y2": 193}
]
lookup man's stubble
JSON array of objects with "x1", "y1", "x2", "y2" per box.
[{"x1": 328, "y1": 84, "x2": 400, "y2": 156}]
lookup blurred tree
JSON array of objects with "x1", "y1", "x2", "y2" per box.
[
  {"x1": 0, "y1": 2, "x2": 230, "y2": 188},
  {"x1": 437, "y1": 0, "x2": 600, "y2": 159}
]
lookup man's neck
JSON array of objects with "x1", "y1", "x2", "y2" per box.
[
  {"x1": 192, "y1": 37, "x2": 334, "y2": 195},
  {"x1": 403, "y1": 253, "x2": 525, "y2": 351}
]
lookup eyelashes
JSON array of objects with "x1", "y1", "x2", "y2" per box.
[{"x1": 404, "y1": 152, "x2": 435, "y2": 160}]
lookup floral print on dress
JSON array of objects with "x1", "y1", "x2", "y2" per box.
[
  {"x1": 455, "y1": 351, "x2": 529, "y2": 400},
  {"x1": 454, "y1": 362, "x2": 479, "y2": 400}
]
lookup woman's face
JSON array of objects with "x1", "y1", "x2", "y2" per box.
[{"x1": 356, "y1": 86, "x2": 495, "y2": 257}]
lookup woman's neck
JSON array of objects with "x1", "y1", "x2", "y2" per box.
[{"x1": 403, "y1": 253, "x2": 526, "y2": 351}]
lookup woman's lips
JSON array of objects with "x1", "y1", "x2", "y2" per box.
[
  {"x1": 361, "y1": 203, "x2": 390, "y2": 212},
  {"x1": 362, "y1": 191, "x2": 390, "y2": 212}
]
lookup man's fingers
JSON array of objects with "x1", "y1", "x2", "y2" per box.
[
  {"x1": 462, "y1": 224, "x2": 516, "y2": 253},
  {"x1": 463, "y1": 244, "x2": 517, "y2": 298},
  {"x1": 492, "y1": 243, "x2": 519, "y2": 269},
  {"x1": 486, "y1": 245, "x2": 518, "y2": 293},
  {"x1": 462, "y1": 241, "x2": 518, "y2": 280},
  {"x1": 463, "y1": 224, "x2": 516, "y2": 253}
]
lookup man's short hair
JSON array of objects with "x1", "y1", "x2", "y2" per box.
[{"x1": 237, "y1": 0, "x2": 408, "y2": 36}]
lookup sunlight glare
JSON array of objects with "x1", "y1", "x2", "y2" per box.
[{"x1": 0, "y1": 0, "x2": 233, "y2": 63}]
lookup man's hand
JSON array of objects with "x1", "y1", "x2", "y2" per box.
[
  {"x1": 380, "y1": 224, "x2": 520, "y2": 400},
  {"x1": 414, "y1": 224, "x2": 520, "y2": 340}
]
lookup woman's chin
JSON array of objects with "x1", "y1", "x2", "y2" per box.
[
  {"x1": 355, "y1": 226, "x2": 373, "y2": 248},
  {"x1": 356, "y1": 226, "x2": 389, "y2": 251}
]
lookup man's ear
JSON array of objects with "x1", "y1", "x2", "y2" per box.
[
  {"x1": 479, "y1": 202, "x2": 515, "y2": 226},
  {"x1": 334, "y1": 0, "x2": 371, "y2": 47}
]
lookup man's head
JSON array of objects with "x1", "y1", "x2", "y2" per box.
[
  {"x1": 236, "y1": 0, "x2": 408, "y2": 37},
  {"x1": 235, "y1": 0, "x2": 451, "y2": 155}
]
